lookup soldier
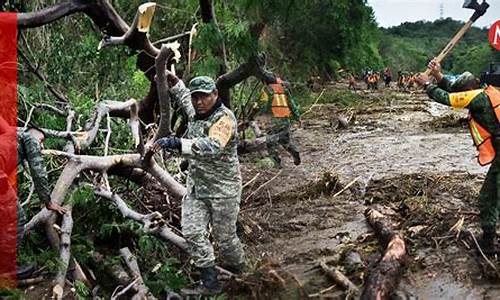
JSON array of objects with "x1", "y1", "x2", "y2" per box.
[
  {"x1": 416, "y1": 59, "x2": 500, "y2": 254},
  {"x1": 348, "y1": 72, "x2": 357, "y2": 91},
  {"x1": 0, "y1": 118, "x2": 66, "y2": 280},
  {"x1": 150, "y1": 74, "x2": 244, "y2": 296},
  {"x1": 383, "y1": 66, "x2": 392, "y2": 88},
  {"x1": 256, "y1": 77, "x2": 301, "y2": 167}
]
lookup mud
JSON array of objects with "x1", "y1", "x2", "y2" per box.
[{"x1": 237, "y1": 85, "x2": 498, "y2": 299}]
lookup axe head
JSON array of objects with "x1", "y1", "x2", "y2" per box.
[
  {"x1": 463, "y1": 0, "x2": 489, "y2": 22},
  {"x1": 463, "y1": 0, "x2": 479, "y2": 9}
]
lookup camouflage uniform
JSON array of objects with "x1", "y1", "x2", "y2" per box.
[
  {"x1": 426, "y1": 77, "x2": 500, "y2": 233},
  {"x1": 260, "y1": 81, "x2": 301, "y2": 166},
  {"x1": 170, "y1": 78, "x2": 244, "y2": 269},
  {"x1": 17, "y1": 131, "x2": 52, "y2": 243},
  {"x1": 241, "y1": 80, "x2": 301, "y2": 166}
]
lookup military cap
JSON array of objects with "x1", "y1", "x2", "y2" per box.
[
  {"x1": 451, "y1": 72, "x2": 478, "y2": 92},
  {"x1": 188, "y1": 76, "x2": 216, "y2": 94}
]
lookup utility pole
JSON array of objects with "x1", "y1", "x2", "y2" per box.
[{"x1": 439, "y1": 3, "x2": 444, "y2": 19}]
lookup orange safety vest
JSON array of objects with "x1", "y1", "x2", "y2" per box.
[
  {"x1": 269, "y1": 78, "x2": 291, "y2": 118},
  {"x1": 469, "y1": 86, "x2": 500, "y2": 166}
]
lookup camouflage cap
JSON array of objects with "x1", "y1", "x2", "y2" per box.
[
  {"x1": 451, "y1": 72, "x2": 478, "y2": 92},
  {"x1": 188, "y1": 76, "x2": 216, "y2": 94}
]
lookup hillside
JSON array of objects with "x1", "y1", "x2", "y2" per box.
[{"x1": 378, "y1": 18, "x2": 499, "y2": 75}]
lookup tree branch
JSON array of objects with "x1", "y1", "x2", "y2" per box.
[
  {"x1": 52, "y1": 206, "x2": 74, "y2": 300},
  {"x1": 119, "y1": 247, "x2": 156, "y2": 300},
  {"x1": 94, "y1": 187, "x2": 187, "y2": 250},
  {"x1": 97, "y1": 3, "x2": 159, "y2": 58},
  {"x1": 153, "y1": 44, "x2": 173, "y2": 141}
]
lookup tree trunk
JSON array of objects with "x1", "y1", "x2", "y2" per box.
[{"x1": 361, "y1": 208, "x2": 407, "y2": 300}]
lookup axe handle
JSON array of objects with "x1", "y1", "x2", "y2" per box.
[{"x1": 424, "y1": 20, "x2": 473, "y2": 76}]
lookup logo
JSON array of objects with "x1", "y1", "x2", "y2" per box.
[{"x1": 489, "y1": 20, "x2": 500, "y2": 51}]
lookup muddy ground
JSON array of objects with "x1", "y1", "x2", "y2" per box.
[
  {"x1": 16, "y1": 84, "x2": 500, "y2": 299},
  {"x1": 236, "y1": 85, "x2": 500, "y2": 299}
]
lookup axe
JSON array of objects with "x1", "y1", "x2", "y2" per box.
[{"x1": 423, "y1": 0, "x2": 489, "y2": 76}]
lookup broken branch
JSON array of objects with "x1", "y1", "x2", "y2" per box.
[
  {"x1": 361, "y1": 208, "x2": 407, "y2": 300},
  {"x1": 319, "y1": 260, "x2": 359, "y2": 295}
]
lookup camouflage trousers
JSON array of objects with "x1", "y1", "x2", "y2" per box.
[
  {"x1": 17, "y1": 200, "x2": 25, "y2": 246},
  {"x1": 181, "y1": 191, "x2": 244, "y2": 268},
  {"x1": 479, "y1": 160, "x2": 500, "y2": 231},
  {"x1": 266, "y1": 124, "x2": 299, "y2": 163},
  {"x1": 239, "y1": 123, "x2": 299, "y2": 160}
]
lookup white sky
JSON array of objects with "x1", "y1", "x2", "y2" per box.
[{"x1": 366, "y1": 0, "x2": 500, "y2": 28}]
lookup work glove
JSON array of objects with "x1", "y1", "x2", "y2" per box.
[{"x1": 154, "y1": 137, "x2": 181, "y2": 152}]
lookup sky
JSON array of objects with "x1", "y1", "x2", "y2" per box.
[{"x1": 366, "y1": 0, "x2": 500, "y2": 28}]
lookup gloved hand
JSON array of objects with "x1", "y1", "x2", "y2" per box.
[{"x1": 154, "y1": 137, "x2": 181, "y2": 152}]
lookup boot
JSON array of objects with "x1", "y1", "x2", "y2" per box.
[
  {"x1": 271, "y1": 155, "x2": 282, "y2": 169},
  {"x1": 17, "y1": 265, "x2": 36, "y2": 280},
  {"x1": 221, "y1": 262, "x2": 246, "y2": 275},
  {"x1": 290, "y1": 150, "x2": 301, "y2": 166},
  {"x1": 181, "y1": 266, "x2": 222, "y2": 297},
  {"x1": 479, "y1": 228, "x2": 500, "y2": 256}
]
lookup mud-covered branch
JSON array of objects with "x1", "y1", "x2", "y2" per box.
[
  {"x1": 361, "y1": 208, "x2": 408, "y2": 300},
  {"x1": 319, "y1": 260, "x2": 359, "y2": 295}
]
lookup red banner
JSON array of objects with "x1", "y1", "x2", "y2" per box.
[
  {"x1": 489, "y1": 20, "x2": 500, "y2": 51},
  {"x1": 0, "y1": 12, "x2": 18, "y2": 289}
]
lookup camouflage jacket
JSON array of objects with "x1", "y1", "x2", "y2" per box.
[
  {"x1": 170, "y1": 80, "x2": 242, "y2": 199},
  {"x1": 17, "y1": 131, "x2": 51, "y2": 205}
]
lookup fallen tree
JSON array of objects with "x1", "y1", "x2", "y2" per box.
[
  {"x1": 14, "y1": 1, "x2": 261, "y2": 296},
  {"x1": 361, "y1": 208, "x2": 408, "y2": 300}
]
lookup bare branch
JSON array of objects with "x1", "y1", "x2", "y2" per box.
[
  {"x1": 94, "y1": 187, "x2": 187, "y2": 250},
  {"x1": 153, "y1": 44, "x2": 173, "y2": 141},
  {"x1": 17, "y1": 0, "x2": 128, "y2": 36},
  {"x1": 18, "y1": 50, "x2": 70, "y2": 103},
  {"x1": 17, "y1": 0, "x2": 90, "y2": 29},
  {"x1": 216, "y1": 53, "x2": 276, "y2": 107},
  {"x1": 98, "y1": 3, "x2": 159, "y2": 57},
  {"x1": 26, "y1": 150, "x2": 185, "y2": 231},
  {"x1": 53, "y1": 206, "x2": 74, "y2": 300},
  {"x1": 153, "y1": 31, "x2": 192, "y2": 45},
  {"x1": 362, "y1": 208, "x2": 408, "y2": 300},
  {"x1": 119, "y1": 247, "x2": 156, "y2": 300}
]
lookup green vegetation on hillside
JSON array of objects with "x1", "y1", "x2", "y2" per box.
[{"x1": 379, "y1": 18, "x2": 500, "y2": 75}]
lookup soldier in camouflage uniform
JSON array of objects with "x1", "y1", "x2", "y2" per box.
[
  {"x1": 16, "y1": 129, "x2": 67, "y2": 237},
  {"x1": 416, "y1": 59, "x2": 500, "y2": 255},
  {"x1": 0, "y1": 118, "x2": 66, "y2": 279},
  {"x1": 240, "y1": 77, "x2": 301, "y2": 167},
  {"x1": 151, "y1": 74, "x2": 244, "y2": 296}
]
